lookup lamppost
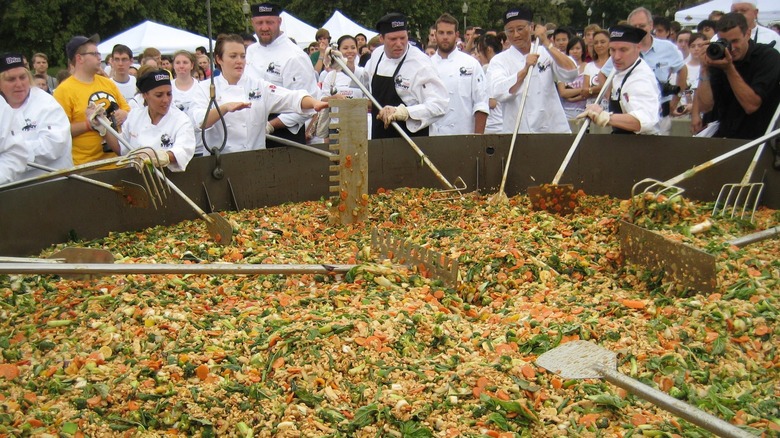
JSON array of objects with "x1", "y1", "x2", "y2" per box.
[
  {"x1": 587, "y1": 7, "x2": 592, "y2": 25},
  {"x1": 242, "y1": 0, "x2": 250, "y2": 32},
  {"x1": 602, "y1": 11, "x2": 606, "y2": 28},
  {"x1": 462, "y1": 2, "x2": 468, "y2": 30}
]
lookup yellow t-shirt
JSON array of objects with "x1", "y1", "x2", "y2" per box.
[{"x1": 54, "y1": 75, "x2": 131, "y2": 165}]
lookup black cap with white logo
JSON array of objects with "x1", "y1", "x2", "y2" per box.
[{"x1": 376, "y1": 13, "x2": 408, "y2": 35}]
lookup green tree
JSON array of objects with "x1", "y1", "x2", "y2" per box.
[{"x1": 0, "y1": 0, "x2": 245, "y2": 68}]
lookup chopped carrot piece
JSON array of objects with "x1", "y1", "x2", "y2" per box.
[
  {"x1": 195, "y1": 364, "x2": 210, "y2": 380},
  {"x1": 0, "y1": 364, "x2": 19, "y2": 380},
  {"x1": 520, "y1": 364, "x2": 536, "y2": 379},
  {"x1": 620, "y1": 299, "x2": 646, "y2": 310},
  {"x1": 631, "y1": 413, "x2": 647, "y2": 426}
]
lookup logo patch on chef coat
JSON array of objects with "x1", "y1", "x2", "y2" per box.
[
  {"x1": 22, "y1": 118, "x2": 36, "y2": 131},
  {"x1": 537, "y1": 59, "x2": 552, "y2": 73},
  {"x1": 248, "y1": 88, "x2": 263, "y2": 100},
  {"x1": 394, "y1": 74, "x2": 411, "y2": 90},
  {"x1": 266, "y1": 62, "x2": 281, "y2": 76},
  {"x1": 459, "y1": 66, "x2": 474, "y2": 76},
  {"x1": 160, "y1": 134, "x2": 173, "y2": 148}
]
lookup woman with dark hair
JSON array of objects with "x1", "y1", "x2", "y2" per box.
[
  {"x1": 191, "y1": 34, "x2": 328, "y2": 153},
  {"x1": 582, "y1": 30, "x2": 610, "y2": 107},
  {"x1": 172, "y1": 50, "x2": 205, "y2": 156},
  {"x1": 476, "y1": 34, "x2": 504, "y2": 134},
  {"x1": 311, "y1": 35, "x2": 369, "y2": 140},
  {"x1": 105, "y1": 69, "x2": 195, "y2": 172},
  {"x1": 557, "y1": 36, "x2": 589, "y2": 119}
]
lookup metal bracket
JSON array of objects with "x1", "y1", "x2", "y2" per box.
[
  {"x1": 227, "y1": 178, "x2": 240, "y2": 211},
  {"x1": 202, "y1": 182, "x2": 214, "y2": 213}
]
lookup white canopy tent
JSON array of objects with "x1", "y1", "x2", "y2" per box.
[
  {"x1": 279, "y1": 11, "x2": 317, "y2": 49},
  {"x1": 322, "y1": 11, "x2": 377, "y2": 41},
  {"x1": 97, "y1": 20, "x2": 214, "y2": 56},
  {"x1": 675, "y1": 0, "x2": 780, "y2": 27}
]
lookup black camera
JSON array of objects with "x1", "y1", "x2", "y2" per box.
[
  {"x1": 659, "y1": 81, "x2": 681, "y2": 97},
  {"x1": 706, "y1": 38, "x2": 731, "y2": 60}
]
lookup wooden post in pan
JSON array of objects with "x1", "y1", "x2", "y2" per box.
[{"x1": 328, "y1": 99, "x2": 369, "y2": 225}]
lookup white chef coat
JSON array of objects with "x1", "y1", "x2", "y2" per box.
[
  {"x1": 8, "y1": 87, "x2": 73, "y2": 180},
  {"x1": 0, "y1": 99, "x2": 27, "y2": 184},
  {"x1": 753, "y1": 25, "x2": 780, "y2": 51},
  {"x1": 611, "y1": 59, "x2": 661, "y2": 135},
  {"x1": 359, "y1": 44, "x2": 449, "y2": 133},
  {"x1": 112, "y1": 76, "x2": 137, "y2": 102},
  {"x1": 482, "y1": 64, "x2": 504, "y2": 134},
  {"x1": 319, "y1": 69, "x2": 366, "y2": 100},
  {"x1": 245, "y1": 34, "x2": 318, "y2": 135},
  {"x1": 118, "y1": 106, "x2": 196, "y2": 172},
  {"x1": 317, "y1": 68, "x2": 371, "y2": 136},
  {"x1": 430, "y1": 49, "x2": 489, "y2": 136},
  {"x1": 488, "y1": 45, "x2": 577, "y2": 133},
  {"x1": 191, "y1": 74, "x2": 311, "y2": 154},
  {"x1": 172, "y1": 79, "x2": 205, "y2": 156}
]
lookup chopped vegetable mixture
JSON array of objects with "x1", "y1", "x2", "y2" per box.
[{"x1": 0, "y1": 189, "x2": 778, "y2": 437}]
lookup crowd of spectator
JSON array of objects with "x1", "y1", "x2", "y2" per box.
[{"x1": 2, "y1": 0, "x2": 780, "y2": 184}]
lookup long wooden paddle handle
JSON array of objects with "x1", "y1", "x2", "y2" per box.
[
  {"x1": 551, "y1": 68, "x2": 616, "y2": 185},
  {"x1": 664, "y1": 127, "x2": 780, "y2": 187},
  {"x1": 600, "y1": 367, "x2": 755, "y2": 438},
  {"x1": 497, "y1": 39, "x2": 540, "y2": 194},
  {"x1": 330, "y1": 53, "x2": 456, "y2": 191},
  {"x1": 738, "y1": 101, "x2": 780, "y2": 185}
]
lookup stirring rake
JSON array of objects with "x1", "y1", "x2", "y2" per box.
[
  {"x1": 712, "y1": 103, "x2": 780, "y2": 222},
  {"x1": 630, "y1": 128, "x2": 780, "y2": 214}
]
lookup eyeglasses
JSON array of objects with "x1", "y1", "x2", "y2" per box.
[{"x1": 80, "y1": 51, "x2": 102, "y2": 58}]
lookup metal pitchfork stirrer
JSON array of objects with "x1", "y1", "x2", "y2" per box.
[
  {"x1": 0, "y1": 143, "x2": 167, "y2": 210},
  {"x1": 93, "y1": 113, "x2": 233, "y2": 245},
  {"x1": 712, "y1": 103, "x2": 780, "y2": 222},
  {"x1": 630, "y1": 128, "x2": 780, "y2": 213}
]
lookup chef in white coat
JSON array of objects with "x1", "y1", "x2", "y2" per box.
[
  {"x1": 0, "y1": 52, "x2": 72, "y2": 180},
  {"x1": 356, "y1": 12, "x2": 449, "y2": 139},
  {"x1": 577, "y1": 25, "x2": 661, "y2": 135},
  {"x1": 245, "y1": 2, "x2": 318, "y2": 147},
  {"x1": 192, "y1": 34, "x2": 328, "y2": 154},
  {"x1": 488, "y1": 6, "x2": 577, "y2": 133},
  {"x1": 0, "y1": 97, "x2": 26, "y2": 184},
  {"x1": 430, "y1": 13, "x2": 489, "y2": 136},
  {"x1": 105, "y1": 69, "x2": 196, "y2": 171}
]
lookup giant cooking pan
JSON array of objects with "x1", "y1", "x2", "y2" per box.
[{"x1": 1, "y1": 133, "x2": 777, "y2": 256}]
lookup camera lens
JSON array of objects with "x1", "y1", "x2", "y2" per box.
[{"x1": 706, "y1": 40, "x2": 729, "y2": 60}]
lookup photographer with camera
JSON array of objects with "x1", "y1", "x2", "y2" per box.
[{"x1": 693, "y1": 13, "x2": 780, "y2": 139}]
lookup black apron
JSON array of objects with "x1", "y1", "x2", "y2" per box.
[
  {"x1": 266, "y1": 112, "x2": 307, "y2": 148},
  {"x1": 370, "y1": 51, "x2": 429, "y2": 139},
  {"x1": 608, "y1": 58, "x2": 642, "y2": 135}
]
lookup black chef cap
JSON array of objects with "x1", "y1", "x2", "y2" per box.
[
  {"x1": 376, "y1": 13, "x2": 408, "y2": 35},
  {"x1": 609, "y1": 25, "x2": 647, "y2": 44}
]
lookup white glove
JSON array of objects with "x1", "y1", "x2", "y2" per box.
[
  {"x1": 575, "y1": 109, "x2": 611, "y2": 127},
  {"x1": 378, "y1": 104, "x2": 409, "y2": 128},
  {"x1": 136, "y1": 148, "x2": 170, "y2": 167},
  {"x1": 266, "y1": 122, "x2": 275, "y2": 134},
  {"x1": 323, "y1": 47, "x2": 344, "y2": 71},
  {"x1": 85, "y1": 102, "x2": 107, "y2": 136},
  {"x1": 593, "y1": 110, "x2": 611, "y2": 127}
]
